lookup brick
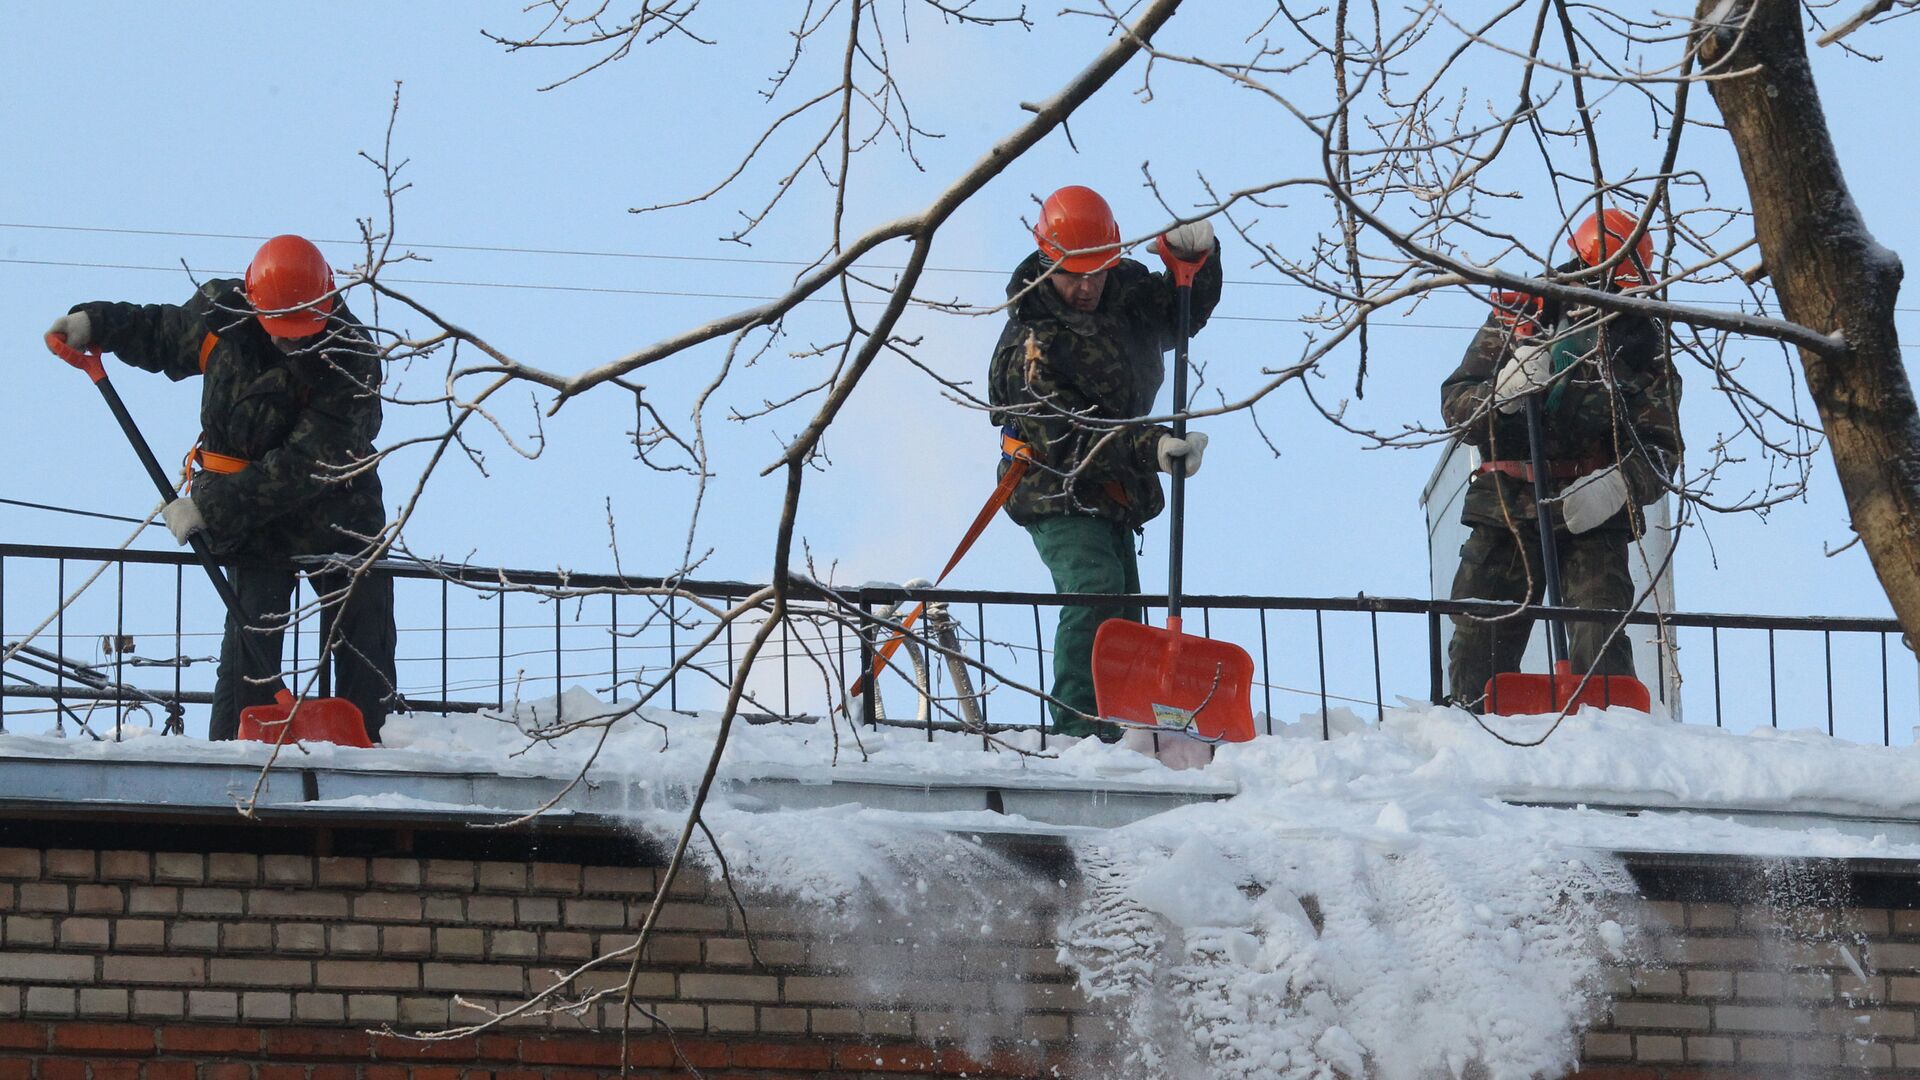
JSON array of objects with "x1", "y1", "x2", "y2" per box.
[
  {"x1": 127, "y1": 887, "x2": 178, "y2": 915},
  {"x1": 251, "y1": 890, "x2": 349, "y2": 919},
  {"x1": 1837, "y1": 973, "x2": 1886, "y2": 1003},
  {"x1": 1625, "y1": 968, "x2": 1682, "y2": 996},
  {"x1": 530, "y1": 864, "x2": 580, "y2": 894},
  {"x1": 151, "y1": 853, "x2": 202, "y2": 884},
  {"x1": 705, "y1": 1004, "x2": 756, "y2": 1033},
  {"x1": 423, "y1": 897, "x2": 463, "y2": 922},
  {"x1": 0, "y1": 851, "x2": 38, "y2": 880},
  {"x1": 241, "y1": 991, "x2": 293, "y2": 1022},
  {"x1": 838, "y1": 1045, "x2": 943, "y2": 1072},
  {"x1": 1686, "y1": 970, "x2": 1734, "y2": 999},
  {"x1": 114, "y1": 919, "x2": 166, "y2": 951},
  {"x1": 79, "y1": 983, "x2": 131, "y2": 1014},
  {"x1": 43, "y1": 850, "x2": 94, "y2": 880},
  {"x1": 475, "y1": 862, "x2": 527, "y2": 891},
  {"x1": 263, "y1": 1029, "x2": 372, "y2": 1059},
  {"x1": 159, "y1": 1027, "x2": 259, "y2": 1054},
  {"x1": 1635, "y1": 1034, "x2": 1683, "y2": 1062},
  {"x1": 354, "y1": 894, "x2": 422, "y2": 922},
  {"x1": 518, "y1": 1040, "x2": 625, "y2": 1066},
  {"x1": 17, "y1": 884, "x2": 67, "y2": 913},
  {"x1": 131, "y1": 990, "x2": 184, "y2": 1019},
  {"x1": 316, "y1": 857, "x2": 368, "y2": 888},
  {"x1": 1715, "y1": 1004, "x2": 1814, "y2": 1033},
  {"x1": 209, "y1": 958, "x2": 312, "y2": 987},
  {"x1": 315, "y1": 960, "x2": 419, "y2": 991},
  {"x1": 681, "y1": 974, "x2": 778, "y2": 1003},
  {"x1": 4, "y1": 917, "x2": 53, "y2": 947},
  {"x1": 398, "y1": 996, "x2": 450, "y2": 1026},
  {"x1": 564, "y1": 899, "x2": 628, "y2": 929},
  {"x1": 294, "y1": 992, "x2": 346, "y2": 1023},
  {"x1": 703, "y1": 938, "x2": 753, "y2": 968},
  {"x1": 98, "y1": 852, "x2": 150, "y2": 882},
  {"x1": 77, "y1": 988, "x2": 129, "y2": 1018},
  {"x1": 369, "y1": 858, "x2": 422, "y2": 887},
  {"x1": 761, "y1": 1006, "x2": 807, "y2": 1035},
  {"x1": 381, "y1": 926, "x2": 432, "y2": 957},
  {"x1": 1791, "y1": 1037, "x2": 1843, "y2": 1066},
  {"x1": 22, "y1": 987, "x2": 74, "y2": 1016},
  {"x1": 73, "y1": 885, "x2": 125, "y2": 914},
  {"x1": 654, "y1": 903, "x2": 727, "y2": 932},
  {"x1": 0, "y1": 952, "x2": 93, "y2": 983},
  {"x1": 582, "y1": 867, "x2": 654, "y2": 896},
  {"x1": 222, "y1": 923, "x2": 274, "y2": 952},
  {"x1": 179, "y1": 889, "x2": 243, "y2": 916},
  {"x1": 733, "y1": 1042, "x2": 832, "y2": 1070},
  {"x1": 425, "y1": 860, "x2": 476, "y2": 890},
  {"x1": 643, "y1": 936, "x2": 702, "y2": 965},
  {"x1": 347, "y1": 994, "x2": 400, "y2": 1023},
  {"x1": 0, "y1": 885, "x2": 12, "y2": 912},
  {"x1": 1874, "y1": 942, "x2": 1920, "y2": 971},
  {"x1": 0, "y1": 987, "x2": 14, "y2": 1017},
  {"x1": 53, "y1": 1022, "x2": 154, "y2": 1054},
  {"x1": 422, "y1": 963, "x2": 523, "y2": 994},
  {"x1": 1661, "y1": 936, "x2": 1760, "y2": 966},
  {"x1": 1686, "y1": 1034, "x2": 1736, "y2": 1062},
  {"x1": 1847, "y1": 1039, "x2": 1896, "y2": 1069},
  {"x1": 466, "y1": 896, "x2": 516, "y2": 925},
  {"x1": 517, "y1": 897, "x2": 561, "y2": 925},
  {"x1": 37, "y1": 1062, "x2": 85, "y2": 1080},
  {"x1": 144, "y1": 1065, "x2": 195, "y2": 1080},
  {"x1": 205, "y1": 853, "x2": 257, "y2": 883},
  {"x1": 863, "y1": 1009, "x2": 915, "y2": 1037},
  {"x1": 0, "y1": 1023, "x2": 43, "y2": 1051},
  {"x1": 260, "y1": 855, "x2": 312, "y2": 886},
  {"x1": 328, "y1": 924, "x2": 378, "y2": 954},
  {"x1": 436, "y1": 928, "x2": 486, "y2": 959},
  {"x1": 56, "y1": 916, "x2": 108, "y2": 949},
  {"x1": 275, "y1": 923, "x2": 326, "y2": 954},
  {"x1": 490, "y1": 930, "x2": 539, "y2": 960},
  {"x1": 185, "y1": 991, "x2": 238, "y2": 1021},
  {"x1": 783, "y1": 976, "x2": 863, "y2": 1006},
  {"x1": 1735, "y1": 971, "x2": 1784, "y2": 999},
  {"x1": 542, "y1": 931, "x2": 593, "y2": 960},
  {"x1": 200, "y1": 1066, "x2": 251, "y2": 1080},
  {"x1": 169, "y1": 922, "x2": 218, "y2": 952},
  {"x1": 1591, "y1": 1032, "x2": 1644, "y2": 1062},
  {"x1": 1822, "y1": 1007, "x2": 1916, "y2": 1039}
]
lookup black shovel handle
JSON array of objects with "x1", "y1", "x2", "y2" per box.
[
  {"x1": 1155, "y1": 236, "x2": 1209, "y2": 622},
  {"x1": 1523, "y1": 391, "x2": 1571, "y2": 665},
  {"x1": 45, "y1": 334, "x2": 266, "y2": 659}
]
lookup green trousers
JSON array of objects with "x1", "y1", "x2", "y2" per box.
[{"x1": 1026, "y1": 516, "x2": 1140, "y2": 741}]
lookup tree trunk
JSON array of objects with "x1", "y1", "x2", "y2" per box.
[{"x1": 1696, "y1": 0, "x2": 1920, "y2": 638}]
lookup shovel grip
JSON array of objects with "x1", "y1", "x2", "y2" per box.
[
  {"x1": 1153, "y1": 235, "x2": 1209, "y2": 287},
  {"x1": 45, "y1": 332, "x2": 106, "y2": 383}
]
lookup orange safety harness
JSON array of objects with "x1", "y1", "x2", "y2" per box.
[
  {"x1": 1475, "y1": 455, "x2": 1610, "y2": 485},
  {"x1": 848, "y1": 430, "x2": 1034, "y2": 697},
  {"x1": 176, "y1": 332, "x2": 252, "y2": 492}
]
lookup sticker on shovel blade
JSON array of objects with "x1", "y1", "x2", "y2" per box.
[{"x1": 1151, "y1": 703, "x2": 1196, "y2": 731}]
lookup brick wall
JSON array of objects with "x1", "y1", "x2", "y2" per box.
[
  {"x1": 5, "y1": 840, "x2": 1920, "y2": 1077},
  {"x1": 0, "y1": 844, "x2": 1088, "y2": 1077}
]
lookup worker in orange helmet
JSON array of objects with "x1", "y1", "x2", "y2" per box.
[
  {"x1": 47, "y1": 235, "x2": 399, "y2": 742},
  {"x1": 1440, "y1": 207, "x2": 1682, "y2": 710},
  {"x1": 987, "y1": 186, "x2": 1224, "y2": 741}
]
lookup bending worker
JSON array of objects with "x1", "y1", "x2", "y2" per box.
[
  {"x1": 47, "y1": 235, "x2": 399, "y2": 742},
  {"x1": 988, "y1": 186, "x2": 1222, "y2": 741},
  {"x1": 1440, "y1": 209, "x2": 1683, "y2": 710}
]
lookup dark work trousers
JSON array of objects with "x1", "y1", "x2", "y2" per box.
[
  {"x1": 1447, "y1": 523, "x2": 1636, "y2": 709},
  {"x1": 209, "y1": 561, "x2": 398, "y2": 742},
  {"x1": 1026, "y1": 515, "x2": 1140, "y2": 742}
]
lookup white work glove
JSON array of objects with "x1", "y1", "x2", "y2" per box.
[
  {"x1": 48, "y1": 311, "x2": 92, "y2": 349},
  {"x1": 161, "y1": 497, "x2": 206, "y2": 546},
  {"x1": 1492, "y1": 342, "x2": 1551, "y2": 414},
  {"x1": 1156, "y1": 431, "x2": 1208, "y2": 477},
  {"x1": 1559, "y1": 465, "x2": 1629, "y2": 534},
  {"x1": 1162, "y1": 219, "x2": 1215, "y2": 260}
]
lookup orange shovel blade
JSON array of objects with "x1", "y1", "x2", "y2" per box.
[
  {"x1": 1485, "y1": 660, "x2": 1650, "y2": 716},
  {"x1": 1092, "y1": 616, "x2": 1257, "y2": 742},
  {"x1": 238, "y1": 690, "x2": 372, "y2": 748}
]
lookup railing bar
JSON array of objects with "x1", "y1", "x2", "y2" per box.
[
  {"x1": 56, "y1": 558, "x2": 65, "y2": 735},
  {"x1": 1768, "y1": 628, "x2": 1778, "y2": 728},
  {"x1": 553, "y1": 595, "x2": 563, "y2": 724},
  {"x1": 609, "y1": 593, "x2": 619, "y2": 701},
  {"x1": 1712, "y1": 626, "x2": 1722, "y2": 728},
  {"x1": 1370, "y1": 610, "x2": 1384, "y2": 723},
  {"x1": 1825, "y1": 629, "x2": 1834, "y2": 738},
  {"x1": 1315, "y1": 610, "x2": 1329, "y2": 741},
  {"x1": 1258, "y1": 608, "x2": 1273, "y2": 736},
  {"x1": 440, "y1": 579, "x2": 449, "y2": 705},
  {"x1": 781, "y1": 616, "x2": 791, "y2": 719},
  {"x1": 1033, "y1": 605, "x2": 1046, "y2": 750},
  {"x1": 976, "y1": 601, "x2": 990, "y2": 746},
  {"x1": 114, "y1": 558, "x2": 125, "y2": 739},
  {"x1": 496, "y1": 590, "x2": 505, "y2": 710},
  {"x1": 1883, "y1": 632, "x2": 1891, "y2": 748},
  {"x1": 1427, "y1": 610, "x2": 1445, "y2": 707},
  {"x1": 669, "y1": 596, "x2": 680, "y2": 712},
  {"x1": 173, "y1": 564, "x2": 182, "y2": 733}
]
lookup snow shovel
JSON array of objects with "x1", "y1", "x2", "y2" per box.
[
  {"x1": 44, "y1": 333, "x2": 371, "y2": 747},
  {"x1": 1484, "y1": 385, "x2": 1650, "y2": 716},
  {"x1": 1090, "y1": 238, "x2": 1256, "y2": 743}
]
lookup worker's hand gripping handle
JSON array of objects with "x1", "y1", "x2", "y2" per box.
[
  {"x1": 1153, "y1": 235, "x2": 1209, "y2": 286},
  {"x1": 44, "y1": 332, "x2": 106, "y2": 383}
]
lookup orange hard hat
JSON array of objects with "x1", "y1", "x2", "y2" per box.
[
  {"x1": 245, "y1": 234, "x2": 336, "y2": 338},
  {"x1": 1034, "y1": 186, "x2": 1121, "y2": 274},
  {"x1": 1570, "y1": 208, "x2": 1655, "y2": 286}
]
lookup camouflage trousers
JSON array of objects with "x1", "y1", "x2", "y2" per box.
[
  {"x1": 1447, "y1": 524, "x2": 1636, "y2": 709},
  {"x1": 210, "y1": 560, "x2": 398, "y2": 743}
]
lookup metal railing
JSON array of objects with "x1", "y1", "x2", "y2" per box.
[{"x1": 0, "y1": 542, "x2": 1912, "y2": 747}]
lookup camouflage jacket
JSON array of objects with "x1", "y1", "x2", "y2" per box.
[
  {"x1": 1440, "y1": 304, "x2": 1682, "y2": 536},
  {"x1": 78, "y1": 279, "x2": 386, "y2": 559},
  {"x1": 987, "y1": 245, "x2": 1223, "y2": 528}
]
